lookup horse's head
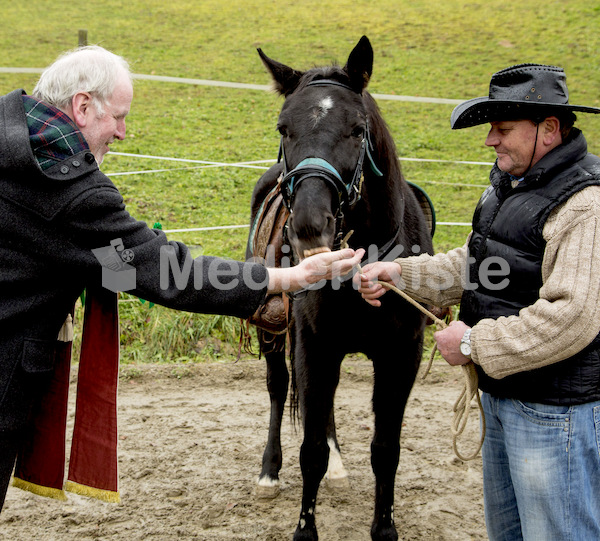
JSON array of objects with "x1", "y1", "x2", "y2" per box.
[{"x1": 259, "y1": 36, "x2": 380, "y2": 261}]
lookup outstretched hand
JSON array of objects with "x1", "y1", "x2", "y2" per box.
[
  {"x1": 298, "y1": 247, "x2": 365, "y2": 284},
  {"x1": 354, "y1": 261, "x2": 402, "y2": 307},
  {"x1": 267, "y1": 248, "x2": 365, "y2": 293}
]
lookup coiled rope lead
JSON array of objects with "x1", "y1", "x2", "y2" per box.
[
  {"x1": 373, "y1": 281, "x2": 485, "y2": 462},
  {"x1": 344, "y1": 231, "x2": 485, "y2": 461}
]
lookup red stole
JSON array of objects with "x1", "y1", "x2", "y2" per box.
[{"x1": 12, "y1": 287, "x2": 120, "y2": 503}]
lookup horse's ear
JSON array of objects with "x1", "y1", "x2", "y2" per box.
[
  {"x1": 257, "y1": 48, "x2": 304, "y2": 97},
  {"x1": 344, "y1": 35, "x2": 373, "y2": 93}
]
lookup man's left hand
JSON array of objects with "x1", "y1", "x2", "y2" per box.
[{"x1": 434, "y1": 320, "x2": 472, "y2": 366}]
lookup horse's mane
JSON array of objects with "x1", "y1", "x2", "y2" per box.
[{"x1": 362, "y1": 92, "x2": 403, "y2": 182}]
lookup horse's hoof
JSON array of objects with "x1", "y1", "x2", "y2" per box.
[
  {"x1": 255, "y1": 477, "x2": 280, "y2": 499},
  {"x1": 325, "y1": 439, "x2": 349, "y2": 490},
  {"x1": 324, "y1": 474, "x2": 350, "y2": 490},
  {"x1": 371, "y1": 524, "x2": 398, "y2": 541},
  {"x1": 293, "y1": 523, "x2": 318, "y2": 541}
]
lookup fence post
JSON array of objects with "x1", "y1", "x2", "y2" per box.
[{"x1": 78, "y1": 29, "x2": 88, "y2": 48}]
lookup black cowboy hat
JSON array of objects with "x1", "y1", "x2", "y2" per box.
[{"x1": 451, "y1": 63, "x2": 600, "y2": 129}]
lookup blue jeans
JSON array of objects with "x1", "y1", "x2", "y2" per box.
[{"x1": 481, "y1": 392, "x2": 600, "y2": 541}]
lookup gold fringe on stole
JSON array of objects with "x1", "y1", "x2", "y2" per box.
[
  {"x1": 12, "y1": 476, "x2": 67, "y2": 501},
  {"x1": 65, "y1": 480, "x2": 121, "y2": 503}
]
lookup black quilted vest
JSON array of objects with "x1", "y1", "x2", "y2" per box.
[{"x1": 460, "y1": 129, "x2": 600, "y2": 405}]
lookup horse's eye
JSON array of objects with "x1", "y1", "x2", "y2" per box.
[
  {"x1": 351, "y1": 126, "x2": 365, "y2": 139},
  {"x1": 278, "y1": 126, "x2": 288, "y2": 137}
]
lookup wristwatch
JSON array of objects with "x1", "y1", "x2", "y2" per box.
[{"x1": 459, "y1": 328, "x2": 472, "y2": 358}]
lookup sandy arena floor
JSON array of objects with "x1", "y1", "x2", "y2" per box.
[{"x1": 1, "y1": 355, "x2": 486, "y2": 541}]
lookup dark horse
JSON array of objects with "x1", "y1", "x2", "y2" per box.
[{"x1": 246, "y1": 36, "x2": 433, "y2": 540}]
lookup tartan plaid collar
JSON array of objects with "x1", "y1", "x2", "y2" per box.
[{"x1": 23, "y1": 95, "x2": 90, "y2": 171}]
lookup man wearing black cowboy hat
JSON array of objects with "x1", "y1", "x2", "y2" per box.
[{"x1": 357, "y1": 63, "x2": 600, "y2": 540}]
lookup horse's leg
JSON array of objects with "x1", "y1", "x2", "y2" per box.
[
  {"x1": 369, "y1": 344, "x2": 420, "y2": 541},
  {"x1": 324, "y1": 409, "x2": 349, "y2": 489},
  {"x1": 256, "y1": 333, "x2": 288, "y2": 499},
  {"x1": 293, "y1": 350, "x2": 342, "y2": 541}
]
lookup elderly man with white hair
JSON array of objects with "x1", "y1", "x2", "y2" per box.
[{"x1": 0, "y1": 45, "x2": 363, "y2": 510}]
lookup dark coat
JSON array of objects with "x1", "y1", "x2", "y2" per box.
[{"x1": 0, "y1": 89, "x2": 268, "y2": 430}]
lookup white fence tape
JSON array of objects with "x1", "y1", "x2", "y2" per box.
[
  {"x1": 105, "y1": 152, "x2": 478, "y2": 231},
  {"x1": 0, "y1": 67, "x2": 464, "y2": 105},
  {"x1": 109, "y1": 151, "x2": 493, "y2": 168},
  {"x1": 161, "y1": 222, "x2": 471, "y2": 233}
]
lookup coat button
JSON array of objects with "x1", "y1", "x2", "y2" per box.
[
  {"x1": 60, "y1": 165, "x2": 69, "y2": 174},
  {"x1": 85, "y1": 152, "x2": 95, "y2": 164},
  {"x1": 72, "y1": 160, "x2": 81, "y2": 167}
]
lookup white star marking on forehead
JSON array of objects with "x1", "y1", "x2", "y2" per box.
[
  {"x1": 310, "y1": 96, "x2": 334, "y2": 127},
  {"x1": 319, "y1": 96, "x2": 333, "y2": 113}
]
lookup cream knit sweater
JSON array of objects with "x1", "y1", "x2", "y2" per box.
[{"x1": 397, "y1": 185, "x2": 600, "y2": 380}]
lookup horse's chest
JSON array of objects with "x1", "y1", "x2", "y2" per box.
[{"x1": 294, "y1": 287, "x2": 404, "y2": 348}]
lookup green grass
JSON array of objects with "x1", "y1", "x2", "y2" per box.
[{"x1": 2, "y1": 0, "x2": 599, "y2": 363}]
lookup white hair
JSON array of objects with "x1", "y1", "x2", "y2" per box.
[{"x1": 32, "y1": 45, "x2": 132, "y2": 115}]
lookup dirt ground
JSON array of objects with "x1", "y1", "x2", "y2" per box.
[{"x1": 0, "y1": 355, "x2": 486, "y2": 541}]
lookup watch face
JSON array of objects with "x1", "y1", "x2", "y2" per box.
[{"x1": 460, "y1": 342, "x2": 471, "y2": 356}]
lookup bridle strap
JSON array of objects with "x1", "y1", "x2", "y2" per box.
[
  {"x1": 280, "y1": 158, "x2": 349, "y2": 215},
  {"x1": 305, "y1": 78, "x2": 355, "y2": 91}
]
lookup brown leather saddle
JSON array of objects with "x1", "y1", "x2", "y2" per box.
[{"x1": 247, "y1": 181, "x2": 291, "y2": 335}]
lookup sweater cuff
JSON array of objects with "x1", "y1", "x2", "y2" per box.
[
  {"x1": 468, "y1": 325, "x2": 481, "y2": 367},
  {"x1": 397, "y1": 257, "x2": 422, "y2": 297},
  {"x1": 395, "y1": 254, "x2": 438, "y2": 303}
]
